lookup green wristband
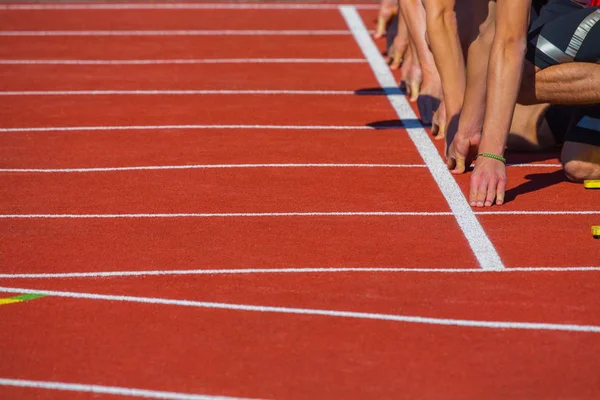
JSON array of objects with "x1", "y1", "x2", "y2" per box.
[{"x1": 475, "y1": 153, "x2": 506, "y2": 164}]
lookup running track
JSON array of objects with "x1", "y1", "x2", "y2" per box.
[{"x1": 0, "y1": 2, "x2": 599, "y2": 399}]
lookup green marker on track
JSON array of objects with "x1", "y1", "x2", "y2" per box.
[{"x1": 0, "y1": 293, "x2": 46, "y2": 305}]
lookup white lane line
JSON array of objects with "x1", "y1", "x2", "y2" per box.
[
  {"x1": 0, "y1": 89, "x2": 355, "y2": 96},
  {"x1": 2, "y1": 266, "x2": 600, "y2": 280},
  {"x1": 0, "y1": 124, "x2": 397, "y2": 133},
  {"x1": 340, "y1": 6, "x2": 504, "y2": 271},
  {"x1": 476, "y1": 210, "x2": 600, "y2": 215},
  {"x1": 0, "y1": 285, "x2": 598, "y2": 333},
  {"x1": 0, "y1": 211, "x2": 596, "y2": 219},
  {"x1": 0, "y1": 378, "x2": 253, "y2": 400},
  {"x1": 0, "y1": 3, "x2": 379, "y2": 10},
  {"x1": 0, "y1": 29, "x2": 352, "y2": 36},
  {"x1": 0, "y1": 212, "x2": 453, "y2": 219},
  {"x1": 0, "y1": 164, "x2": 562, "y2": 173},
  {"x1": 0, "y1": 58, "x2": 367, "y2": 65},
  {"x1": 505, "y1": 163, "x2": 562, "y2": 168},
  {"x1": 0, "y1": 164, "x2": 426, "y2": 173}
]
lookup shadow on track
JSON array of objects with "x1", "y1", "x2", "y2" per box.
[
  {"x1": 366, "y1": 119, "x2": 423, "y2": 129},
  {"x1": 504, "y1": 169, "x2": 569, "y2": 203}
]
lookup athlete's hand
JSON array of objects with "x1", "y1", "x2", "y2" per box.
[
  {"x1": 401, "y1": 47, "x2": 422, "y2": 102},
  {"x1": 431, "y1": 99, "x2": 446, "y2": 139},
  {"x1": 469, "y1": 157, "x2": 507, "y2": 207},
  {"x1": 416, "y1": 66, "x2": 442, "y2": 126},
  {"x1": 446, "y1": 131, "x2": 479, "y2": 174},
  {"x1": 374, "y1": 0, "x2": 398, "y2": 39},
  {"x1": 387, "y1": 31, "x2": 408, "y2": 69}
]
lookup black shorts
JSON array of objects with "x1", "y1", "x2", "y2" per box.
[
  {"x1": 527, "y1": 1, "x2": 600, "y2": 147},
  {"x1": 546, "y1": 105, "x2": 600, "y2": 147},
  {"x1": 526, "y1": 1, "x2": 600, "y2": 69}
]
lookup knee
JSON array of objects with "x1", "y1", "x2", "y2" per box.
[{"x1": 562, "y1": 159, "x2": 600, "y2": 182}]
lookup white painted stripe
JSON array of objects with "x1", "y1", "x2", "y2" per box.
[
  {"x1": 0, "y1": 58, "x2": 367, "y2": 65},
  {"x1": 0, "y1": 3, "x2": 379, "y2": 10},
  {"x1": 505, "y1": 163, "x2": 561, "y2": 168},
  {"x1": 340, "y1": 6, "x2": 504, "y2": 270},
  {"x1": 0, "y1": 285, "x2": 598, "y2": 333},
  {"x1": 0, "y1": 212, "x2": 453, "y2": 219},
  {"x1": 476, "y1": 210, "x2": 600, "y2": 215},
  {"x1": 0, "y1": 164, "x2": 560, "y2": 173},
  {"x1": 0, "y1": 124, "x2": 394, "y2": 133},
  {"x1": 0, "y1": 378, "x2": 253, "y2": 400},
  {"x1": 0, "y1": 89, "x2": 355, "y2": 96},
  {"x1": 2, "y1": 266, "x2": 600, "y2": 280},
  {"x1": 0, "y1": 164, "x2": 426, "y2": 173},
  {"x1": 0, "y1": 211, "x2": 596, "y2": 219},
  {"x1": 0, "y1": 29, "x2": 352, "y2": 36},
  {"x1": 1, "y1": 210, "x2": 596, "y2": 218}
]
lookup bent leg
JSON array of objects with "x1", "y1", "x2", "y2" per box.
[
  {"x1": 561, "y1": 115, "x2": 600, "y2": 182},
  {"x1": 520, "y1": 6, "x2": 600, "y2": 105},
  {"x1": 507, "y1": 103, "x2": 559, "y2": 152},
  {"x1": 519, "y1": 61, "x2": 600, "y2": 105}
]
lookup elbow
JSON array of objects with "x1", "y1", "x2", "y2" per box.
[
  {"x1": 494, "y1": 36, "x2": 527, "y2": 51},
  {"x1": 426, "y1": 8, "x2": 457, "y2": 41},
  {"x1": 492, "y1": 37, "x2": 527, "y2": 62},
  {"x1": 427, "y1": 3, "x2": 456, "y2": 27}
]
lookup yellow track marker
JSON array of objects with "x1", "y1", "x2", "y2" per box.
[
  {"x1": 0, "y1": 293, "x2": 46, "y2": 306},
  {"x1": 593, "y1": 226, "x2": 600, "y2": 239},
  {"x1": 0, "y1": 298, "x2": 22, "y2": 305},
  {"x1": 584, "y1": 180, "x2": 600, "y2": 189}
]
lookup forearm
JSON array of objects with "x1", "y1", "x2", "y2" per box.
[
  {"x1": 479, "y1": 40, "x2": 526, "y2": 155},
  {"x1": 457, "y1": 27, "x2": 494, "y2": 136},
  {"x1": 395, "y1": 8, "x2": 410, "y2": 52},
  {"x1": 399, "y1": 0, "x2": 436, "y2": 74},
  {"x1": 479, "y1": 0, "x2": 530, "y2": 155},
  {"x1": 425, "y1": 0, "x2": 465, "y2": 115}
]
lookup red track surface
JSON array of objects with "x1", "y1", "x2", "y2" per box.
[
  {"x1": 0, "y1": 63, "x2": 378, "y2": 90},
  {"x1": 1, "y1": 2, "x2": 599, "y2": 399}
]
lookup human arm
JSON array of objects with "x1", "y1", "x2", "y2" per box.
[
  {"x1": 423, "y1": 0, "x2": 465, "y2": 137},
  {"x1": 375, "y1": 0, "x2": 399, "y2": 38},
  {"x1": 401, "y1": 36, "x2": 423, "y2": 101},
  {"x1": 446, "y1": 2, "x2": 496, "y2": 172},
  {"x1": 387, "y1": 9, "x2": 410, "y2": 69},
  {"x1": 470, "y1": 0, "x2": 530, "y2": 207},
  {"x1": 398, "y1": 0, "x2": 442, "y2": 124}
]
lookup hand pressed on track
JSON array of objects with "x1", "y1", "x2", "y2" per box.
[
  {"x1": 446, "y1": 131, "x2": 480, "y2": 174},
  {"x1": 431, "y1": 100, "x2": 447, "y2": 139},
  {"x1": 400, "y1": 47, "x2": 422, "y2": 102},
  {"x1": 469, "y1": 157, "x2": 507, "y2": 207},
  {"x1": 374, "y1": 0, "x2": 399, "y2": 39},
  {"x1": 415, "y1": 67, "x2": 442, "y2": 126},
  {"x1": 387, "y1": 32, "x2": 408, "y2": 70}
]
